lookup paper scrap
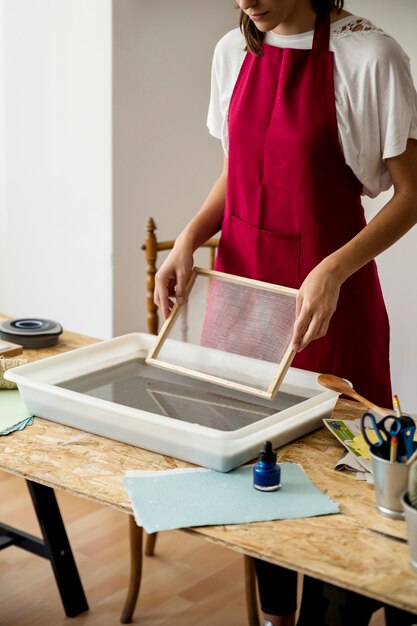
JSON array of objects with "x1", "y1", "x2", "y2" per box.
[{"x1": 323, "y1": 418, "x2": 373, "y2": 474}]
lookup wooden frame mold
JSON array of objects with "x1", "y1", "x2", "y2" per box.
[{"x1": 146, "y1": 267, "x2": 298, "y2": 400}]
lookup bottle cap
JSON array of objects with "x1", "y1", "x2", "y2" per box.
[{"x1": 258, "y1": 440, "x2": 277, "y2": 463}]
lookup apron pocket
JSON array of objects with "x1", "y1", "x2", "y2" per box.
[{"x1": 225, "y1": 213, "x2": 300, "y2": 288}]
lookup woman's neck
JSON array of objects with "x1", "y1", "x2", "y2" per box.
[{"x1": 272, "y1": 7, "x2": 352, "y2": 36}]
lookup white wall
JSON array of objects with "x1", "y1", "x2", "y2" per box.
[
  {"x1": 346, "y1": 0, "x2": 417, "y2": 411},
  {"x1": 0, "y1": 0, "x2": 235, "y2": 341},
  {"x1": 112, "y1": 0, "x2": 236, "y2": 336},
  {"x1": 0, "y1": 0, "x2": 112, "y2": 339},
  {"x1": 0, "y1": 4, "x2": 6, "y2": 278}
]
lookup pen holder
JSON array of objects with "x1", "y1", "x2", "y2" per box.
[
  {"x1": 370, "y1": 451, "x2": 410, "y2": 520},
  {"x1": 400, "y1": 491, "x2": 417, "y2": 572}
]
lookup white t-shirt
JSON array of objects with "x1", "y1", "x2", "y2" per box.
[{"x1": 207, "y1": 15, "x2": 417, "y2": 198}]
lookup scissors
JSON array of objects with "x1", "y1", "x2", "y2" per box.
[{"x1": 360, "y1": 412, "x2": 402, "y2": 459}]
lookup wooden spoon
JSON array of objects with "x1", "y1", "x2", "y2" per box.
[{"x1": 317, "y1": 373, "x2": 391, "y2": 417}]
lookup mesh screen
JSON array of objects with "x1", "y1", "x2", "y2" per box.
[
  {"x1": 150, "y1": 271, "x2": 297, "y2": 395},
  {"x1": 58, "y1": 358, "x2": 310, "y2": 431}
]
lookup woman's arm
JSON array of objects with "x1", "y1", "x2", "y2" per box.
[
  {"x1": 291, "y1": 138, "x2": 417, "y2": 351},
  {"x1": 154, "y1": 155, "x2": 228, "y2": 319}
]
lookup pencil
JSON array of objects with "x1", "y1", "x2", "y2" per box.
[
  {"x1": 390, "y1": 435, "x2": 398, "y2": 463},
  {"x1": 392, "y1": 394, "x2": 402, "y2": 418}
]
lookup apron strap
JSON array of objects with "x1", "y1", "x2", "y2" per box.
[{"x1": 312, "y1": 10, "x2": 331, "y2": 52}]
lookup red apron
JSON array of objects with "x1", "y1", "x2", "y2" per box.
[{"x1": 215, "y1": 11, "x2": 392, "y2": 408}]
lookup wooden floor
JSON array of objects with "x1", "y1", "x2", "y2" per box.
[{"x1": 0, "y1": 471, "x2": 385, "y2": 626}]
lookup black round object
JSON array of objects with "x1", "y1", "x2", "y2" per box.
[
  {"x1": 13, "y1": 319, "x2": 46, "y2": 330},
  {"x1": 0, "y1": 318, "x2": 63, "y2": 349}
]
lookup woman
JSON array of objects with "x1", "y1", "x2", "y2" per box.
[{"x1": 155, "y1": 1, "x2": 417, "y2": 624}]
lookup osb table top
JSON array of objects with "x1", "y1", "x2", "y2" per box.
[{"x1": 1, "y1": 319, "x2": 416, "y2": 614}]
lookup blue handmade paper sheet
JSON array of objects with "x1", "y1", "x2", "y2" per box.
[{"x1": 124, "y1": 463, "x2": 339, "y2": 533}]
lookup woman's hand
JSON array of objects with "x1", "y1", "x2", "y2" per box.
[
  {"x1": 291, "y1": 260, "x2": 342, "y2": 352},
  {"x1": 154, "y1": 243, "x2": 194, "y2": 320}
]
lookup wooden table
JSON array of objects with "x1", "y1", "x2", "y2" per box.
[{"x1": 1, "y1": 324, "x2": 417, "y2": 619}]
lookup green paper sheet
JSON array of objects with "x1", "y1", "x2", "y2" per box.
[{"x1": 0, "y1": 390, "x2": 33, "y2": 433}]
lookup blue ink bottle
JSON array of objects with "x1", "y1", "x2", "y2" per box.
[{"x1": 253, "y1": 440, "x2": 281, "y2": 491}]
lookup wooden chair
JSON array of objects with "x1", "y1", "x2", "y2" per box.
[{"x1": 120, "y1": 217, "x2": 260, "y2": 625}]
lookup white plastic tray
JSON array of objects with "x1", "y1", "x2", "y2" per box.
[{"x1": 5, "y1": 333, "x2": 340, "y2": 471}]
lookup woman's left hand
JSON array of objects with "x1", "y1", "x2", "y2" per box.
[{"x1": 291, "y1": 260, "x2": 342, "y2": 352}]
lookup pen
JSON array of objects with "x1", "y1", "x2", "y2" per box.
[
  {"x1": 406, "y1": 448, "x2": 417, "y2": 466},
  {"x1": 390, "y1": 435, "x2": 398, "y2": 463},
  {"x1": 393, "y1": 394, "x2": 402, "y2": 418}
]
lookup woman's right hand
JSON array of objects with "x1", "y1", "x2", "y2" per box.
[{"x1": 154, "y1": 243, "x2": 194, "y2": 320}]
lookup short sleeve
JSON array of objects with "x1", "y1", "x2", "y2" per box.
[
  {"x1": 377, "y1": 40, "x2": 417, "y2": 160},
  {"x1": 206, "y1": 44, "x2": 224, "y2": 141},
  {"x1": 335, "y1": 31, "x2": 417, "y2": 197},
  {"x1": 206, "y1": 29, "x2": 247, "y2": 154}
]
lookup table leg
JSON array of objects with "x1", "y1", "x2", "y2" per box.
[{"x1": 26, "y1": 480, "x2": 89, "y2": 618}]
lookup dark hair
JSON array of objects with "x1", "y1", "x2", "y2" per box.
[{"x1": 240, "y1": 0, "x2": 345, "y2": 56}]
